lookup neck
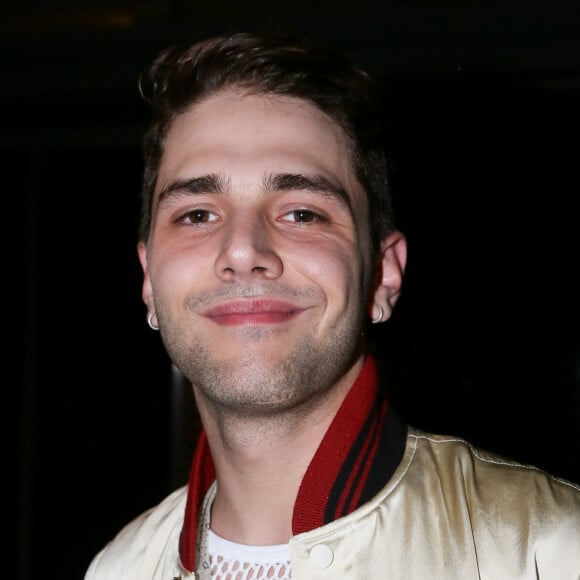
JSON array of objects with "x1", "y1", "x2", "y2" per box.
[
  {"x1": 193, "y1": 358, "x2": 363, "y2": 545},
  {"x1": 209, "y1": 423, "x2": 318, "y2": 545}
]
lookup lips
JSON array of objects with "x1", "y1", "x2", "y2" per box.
[{"x1": 202, "y1": 299, "x2": 306, "y2": 326}]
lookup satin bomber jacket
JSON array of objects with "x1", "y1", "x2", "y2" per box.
[{"x1": 85, "y1": 428, "x2": 580, "y2": 579}]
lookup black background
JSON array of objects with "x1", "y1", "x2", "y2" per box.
[{"x1": 4, "y1": 2, "x2": 580, "y2": 578}]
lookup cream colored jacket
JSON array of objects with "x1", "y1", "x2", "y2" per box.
[{"x1": 85, "y1": 429, "x2": 580, "y2": 579}]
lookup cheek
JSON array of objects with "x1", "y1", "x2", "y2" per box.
[
  {"x1": 148, "y1": 245, "x2": 207, "y2": 301},
  {"x1": 290, "y1": 245, "x2": 360, "y2": 303}
]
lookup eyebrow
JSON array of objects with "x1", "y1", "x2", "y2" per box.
[
  {"x1": 156, "y1": 171, "x2": 354, "y2": 215},
  {"x1": 157, "y1": 174, "x2": 230, "y2": 208},
  {"x1": 263, "y1": 172, "x2": 354, "y2": 214}
]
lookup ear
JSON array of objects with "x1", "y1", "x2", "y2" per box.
[
  {"x1": 369, "y1": 230, "x2": 407, "y2": 323},
  {"x1": 137, "y1": 240, "x2": 154, "y2": 312}
]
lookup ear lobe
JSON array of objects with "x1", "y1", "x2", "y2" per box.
[
  {"x1": 370, "y1": 230, "x2": 407, "y2": 322},
  {"x1": 137, "y1": 241, "x2": 154, "y2": 310}
]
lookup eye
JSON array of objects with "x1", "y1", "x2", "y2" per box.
[
  {"x1": 181, "y1": 209, "x2": 219, "y2": 224},
  {"x1": 281, "y1": 209, "x2": 327, "y2": 224}
]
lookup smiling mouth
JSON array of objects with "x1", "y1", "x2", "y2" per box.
[{"x1": 202, "y1": 299, "x2": 306, "y2": 326}]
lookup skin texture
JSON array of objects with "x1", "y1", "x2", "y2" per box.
[{"x1": 138, "y1": 89, "x2": 407, "y2": 543}]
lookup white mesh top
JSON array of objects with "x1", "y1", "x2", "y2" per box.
[{"x1": 208, "y1": 529, "x2": 291, "y2": 580}]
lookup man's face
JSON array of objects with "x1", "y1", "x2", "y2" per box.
[{"x1": 139, "y1": 89, "x2": 377, "y2": 416}]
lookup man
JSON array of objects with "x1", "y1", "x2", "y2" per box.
[{"x1": 85, "y1": 32, "x2": 580, "y2": 579}]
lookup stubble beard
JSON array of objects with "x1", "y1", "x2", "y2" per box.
[{"x1": 159, "y1": 307, "x2": 367, "y2": 420}]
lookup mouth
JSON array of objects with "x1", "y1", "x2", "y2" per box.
[{"x1": 201, "y1": 299, "x2": 307, "y2": 326}]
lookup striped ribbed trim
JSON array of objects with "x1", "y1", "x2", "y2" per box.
[
  {"x1": 293, "y1": 356, "x2": 406, "y2": 532},
  {"x1": 179, "y1": 430, "x2": 215, "y2": 572}
]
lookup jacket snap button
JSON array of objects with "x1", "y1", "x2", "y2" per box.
[{"x1": 309, "y1": 544, "x2": 334, "y2": 568}]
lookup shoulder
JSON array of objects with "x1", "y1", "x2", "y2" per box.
[
  {"x1": 85, "y1": 486, "x2": 188, "y2": 579},
  {"x1": 404, "y1": 428, "x2": 580, "y2": 522},
  {"x1": 409, "y1": 428, "x2": 579, "y2": 485}
]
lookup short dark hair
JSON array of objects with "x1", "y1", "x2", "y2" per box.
[{"x1": 138, "y1": 31, "x2": 395, "y2": 254}]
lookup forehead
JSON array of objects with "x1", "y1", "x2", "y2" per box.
[{"x1": 156, "y1": 90, "x2": 362, "y2": 200}]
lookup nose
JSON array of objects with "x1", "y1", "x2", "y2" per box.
[{"x1": 214, "y1": 212, "x2": 283, "y2": 281}]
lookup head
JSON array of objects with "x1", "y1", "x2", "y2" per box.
[
  {"x1": 138, "y1": 31, "x2": 396, "y2": 259},
  {"x1": 136, "y1": 32, "x2": 407, "y2": 416}
]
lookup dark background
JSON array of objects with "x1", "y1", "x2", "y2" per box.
[{"x1": 4, "y1": 2, "x2": 580, "y2": 578}]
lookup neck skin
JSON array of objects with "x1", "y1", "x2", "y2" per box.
[{"x1": 192, "y1": 356, "x2": 365, "y2": 546}]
